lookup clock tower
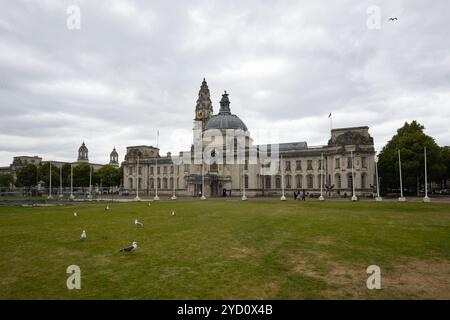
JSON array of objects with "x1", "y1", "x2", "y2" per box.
[{"x1": 194, "y1": 78, "x2": 213, "y2": 130}]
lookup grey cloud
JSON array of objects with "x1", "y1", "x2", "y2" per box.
[{"x1": 0, "y1": 0, "x2": 449, "y2": 166}]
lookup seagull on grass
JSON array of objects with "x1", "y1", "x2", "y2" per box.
[
  {"x1": 134, "y1": 219, "x2": 144, "y2": 227},
  {"x1": 105, "y1": 205, "x2": 110, "y2": 211},
  {"x1": 120, "y1": 241, "x2": 137, "y2": 253},
  {"x1": 80, "y1": 230, "x2": 86, "y2": 240},
  {"x1": 172, "y1": 211, "x2": 176, "y2": 216},
  {"x1": 74, "y1": 212, "x2": 78, "y2": 217},
  {"x1": 148, "y1": 202, "x2": 151, "y2": 207}
]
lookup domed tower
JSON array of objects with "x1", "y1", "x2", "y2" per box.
[
  {"x1": 204, "y1": 91, "x2": 248, "y2": 132},
  {"x1": 77, "y1": 142, "x2": 89, "y2": 163},
  {"x1": 109, "y1": 147, "x2": 119, "y2": 167},
  {"x1": 194, "y1": 78, "x2": 214, "y2": 130}
]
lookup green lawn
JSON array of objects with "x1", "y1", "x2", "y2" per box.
[{"x1": 0, "y1": 200, "x2": 449, "y2": 299}]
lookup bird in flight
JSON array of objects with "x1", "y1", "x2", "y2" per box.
[
  {"x1": 120, "y1": 241, "x2": 137, "y2": 253},
  {"x1": 134, "y1": 219, "x2": 144, "y2": 227},
  {"x1": 388, "y1": 17, "x2": 398, "y2": 21},
  {"x1": 80, "y1": 230, "x2": 86, "y2": 240}
]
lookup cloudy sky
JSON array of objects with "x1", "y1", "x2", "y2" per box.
[{"x1": 1, "y1": 0, "x2": 449, "y2": 166}]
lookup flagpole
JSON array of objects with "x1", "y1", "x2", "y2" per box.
[
  {"x1": 154, "y1": 130, "x2": 160, "y2": 201},
  {"x1": 423, "y1": 147, "x2": 430, "y2": 202},
  {"x1": 242, "y1": 164, "x2": 247, "y2": 201},
  {"x1": 59, "y1": 165, "x2": 63, "y2": 198},
  {"x1": 280, "y1": 155, "x2": 286, "y2": 201},
  {"x1": 398, "y1": 149, "x2": 406, "y2": 201},
  {"x1": 319, "y1": 153, "x2": 324, "y2": 201},
  {"x1": 171, "y1": 162, "x2": 177, "y2": 200},
  {"x1": 351, "y1": 151, "x2": 357, "y2": 201},
  {"x1": 135, "y1": 156, "x2": 141, "y2": 201},
  {"x1": 200, "y1": 132, "x2": 206, "y2": 200},
  {"x1": 70, "y1": 164, "x2": 74, "y2": 200},
  {"x1": 48, "y1": 161, "x2": 53, "y2": 199},
  {"x1": 88, "y1": 164, "x2": 92, "y2": 201},
  {"x1": 375, "y1": 154, "x2": 382, "y2": 201}
]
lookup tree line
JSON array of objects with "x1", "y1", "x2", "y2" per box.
[{"x1": 7, "y1": 163, "x2": 123, "y2": 189}]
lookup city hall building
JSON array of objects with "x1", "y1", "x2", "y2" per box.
[{"x1": 123, "y1": 79, "x2": 376, "y2": 198}]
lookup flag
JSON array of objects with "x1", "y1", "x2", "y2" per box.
[{"x1": 328, "y1": 112, "x2": 332, "y2": 118}]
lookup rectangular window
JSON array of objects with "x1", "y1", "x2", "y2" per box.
[
  {"x1": 347, "y1": 157, "x2": 352, "y2": 169},
  {"x1": 184, "y1": 164, "x2": 189, "y2": 172},
  {"x1": 318, "y1": 160, "x2": 322, "y2": 170},
  {"x1": 296, "y1": 160, "x2": 301, "y2": 171},
  {"x1": 157, "y1": 167, "x2": 161, "y2": 174},
  {"x1": 170, "y1": 166, "x2": 174, "y2": 174},
  {"x1": 163, "y1": 166, "x2": 167, "y2": 174},
  {"x1": 335, "y1": 158, "x2": 340, "y2": 169},
  {"x1": 362, "y1": 157, "x2": 367, "y2": 169},
  {"x1": 150, "y1": 166, "x2": 154, "y2": 174},
  {"x1": 307, "y1": 160, "x2": 313, "y2": 170}
]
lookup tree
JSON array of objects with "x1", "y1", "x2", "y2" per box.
[
  {"x1": 15, "y1": 164, "x2": 39, "y2": 187},
  {"x1": 72, "y1": 163, "x2": 91, "y2": 188},
  {"x1": 61, "y1": 163, "x2": 72, "y2": 187},
  {"x1": 96, "y1": 165, "x2": 121, "y2": 187},
  {"x1": 441, "y1": 146, "x2": 450, "y2": 187},
  {"x1": 0, "y1": 174, "x2": 14, "y2": 189},
  {"x1": 378, "y1": 121, "x2": 445, "y2": 195},
  {"x1": 38, "y1": 163, "x2": 61, "y2": 187}
]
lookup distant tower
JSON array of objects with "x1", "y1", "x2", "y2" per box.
[
  {"x1": 77, "y1": 142, "x2": 89, "y2": 163},
  {"x1": 194, "y1": 78, "x2": 214, "y2": 130},
  {"x1": 109, "y1": 147, "x2": 119, "y2": 167}
]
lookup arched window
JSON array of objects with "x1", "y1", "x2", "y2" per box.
[
  {"x1": 295, "y1": 175, "x2": 302, "y2": 188},
  {"x1": 275, "y1": 176, "x2": 281, "y2": 189},
  {"x1": 335, "y1": 174, "x2": 341, "y2": 189},
  {"x1": 265, "y1": 176, "x2": 271, "y2": 189},
  {"x1": 347, "y1": 173, "x2": 353, "y2": 189},
  {"x1": 285, "y1": 175, "x2": 291, "y2": 189},
  {"x1": 307, "y1": 175, "x2": 314, "y2": 189}
]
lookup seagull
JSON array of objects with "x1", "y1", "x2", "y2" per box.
[
  {"x1": 172, "y1": 211, "x2": 176, "y2": 216},
  {"x1": 148, "y1": 202, "x2": 151, "y2": 207},
  {"x1": 120, "y1": 241, "x2": 137, "y2": 253},
  {"x1": 80, "y1": 230, "x2": 86, "y2": 240},
  {"x1": 105, "y1": 205, "x2": 110, "y2": 211},
  {"x1": 134, "y1": 219, "x2": 144, "y2": 227},
  {"x1": 74, "y1": 212, "x2": 78, "y2": 217},
  {"x1": 388, "y1": 17, "x2": 398, "y2": 21}
]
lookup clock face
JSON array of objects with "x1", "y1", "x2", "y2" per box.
[{"x1": 196, "y1": 110, "x2": 204, "y2": 119}]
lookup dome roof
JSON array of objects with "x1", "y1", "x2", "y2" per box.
[
  {"x1": 205, "y1": 114, "x2": 248, "y2": 131},
  {"x1": 204, "y1": 91, "x2": 248, "y2": 132}
]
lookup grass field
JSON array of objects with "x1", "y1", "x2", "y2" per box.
[{"x1": 0, "y1": 200, "x2": 449, "y2": 299}]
